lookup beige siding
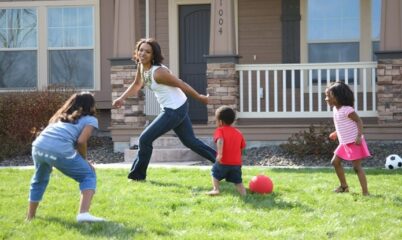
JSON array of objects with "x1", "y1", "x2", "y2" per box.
[
  {"x1": 238, "y1": 0, "x2": 282, "y2": 64},
  {"x1": 155, "y1": 0, "x2": 170, "y2": 66}
]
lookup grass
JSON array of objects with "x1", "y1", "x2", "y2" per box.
[{"x1": 0, "y1": 166, "x2": 401, "y2": 239}]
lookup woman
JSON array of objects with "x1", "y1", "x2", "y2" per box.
[{"x1": 113, "y1": 38, "x2": 216, "y2": 181}]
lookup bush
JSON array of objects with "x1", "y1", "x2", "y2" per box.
[
  {"x1": 0, "y1": 88, "x2": 73, "y2": 160},
  {"x1": 280, "y1": 121, "x2": 338, "y2": 157}
]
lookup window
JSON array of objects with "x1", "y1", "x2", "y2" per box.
[
  {"x1": 307, "y1": 0, "x2": 360, "y2": 83},
  {"x1": 48, "y1": 7, "x2": 94, "y2": 88},
  {"x1": 0, "y1": 1, "x2": 99, "y2": 91},
  {"x1": 307, "y1": 0, "x2": 360, "y2": 63},
  {"x1": 0, "y1": 8, "x2": 38, "y2": 89}
]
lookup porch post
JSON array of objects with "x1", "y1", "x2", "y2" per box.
[
  {"x1": 206, "y1": 0, "x2": 240, "y2": 125},
  {"x1": 109, "y1": 0, "x2": 145, "y2": 151},
  {"x1": 376, "y1": 0, "x2": 402, "y2": 126}
]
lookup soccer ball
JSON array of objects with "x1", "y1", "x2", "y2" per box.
[{"x1": 385, "y1": 154, "x2": 402, "y2": 170}]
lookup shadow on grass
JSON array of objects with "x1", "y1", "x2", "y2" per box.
[
  {"x1": 269, "y1": 167, "x2": 402, "y2": 175},
  {"x1": 43, "y1": 216, "x2": 142, "y2": 238},
  {"x1": 148, "y1": 180, "x2": 210, "y2": 192},
  {"x1": 241, "y1": 191, "x2": 312, "y2": 211}
]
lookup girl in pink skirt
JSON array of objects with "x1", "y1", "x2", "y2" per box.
[{"x1": 325, "y1": 81, "x2": 370, "y2": 196}]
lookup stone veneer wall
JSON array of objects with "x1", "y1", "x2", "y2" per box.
[
  {"x1": 206, "y1": 63, "x2": 239, "y2": 125},
  {"x1": 110, "y1": 64, "x2": 146, "y2": 127},
  {"x1": 376, "y1": 59, "x2": 402, "y2": 125}
]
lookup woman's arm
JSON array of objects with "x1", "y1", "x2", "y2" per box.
[
  {"x1": 112, "y1": 66, "x2": 143, "y2": 108},
  {"x1": 154, "y1": 68, "x2": 209, "y2": 105},
  {"x1": 348, "y1": 112, "x2": 363, "y2": 144}
]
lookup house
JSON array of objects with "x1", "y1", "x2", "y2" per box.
[{"x1": 1, "y1": 0, "x2": 401, "y2": 153}]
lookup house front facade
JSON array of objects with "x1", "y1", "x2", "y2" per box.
[{"x1": 1, "y1": 0, "x2": 401, "y2": 152}]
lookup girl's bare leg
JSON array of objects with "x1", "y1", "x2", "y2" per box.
[
  {"x1": 26, "y1": 202, "x2": 39, "y2": 220},
  {"x1": 79, "y1": 189, "x2": 95, "y2": 213},
  {"x1": 352, "y1": 160, "x2": 369, "y2": 195},
  {"x1": 331, "y1": 155, "x2": 348, "y2": 190}
]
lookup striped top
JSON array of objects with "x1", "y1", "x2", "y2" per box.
[{"x1": 333, "y1": 106, "x2": 358, "y2": 144}]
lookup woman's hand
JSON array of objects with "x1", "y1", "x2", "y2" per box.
[
  {"x1": 198, "y1": 94, "x2": 209, "y2": 105},
  {"x1": 112, "y1": 97, "x2": 125, "y2": 109}
]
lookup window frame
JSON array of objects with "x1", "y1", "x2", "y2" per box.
[
  {"x1": 0, "y1": 0, "x2": 100, "y2": 92},
  {"x1": 300, "y1": 0, "x2": 379, "y2": 92}
]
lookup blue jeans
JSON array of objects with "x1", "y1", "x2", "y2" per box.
[
  {"x1": 128, "y1": 101, "x2": 216, "y2": 180},
  {"x1": 29, "y1": 147, "x2": 96, "y2": 202}
]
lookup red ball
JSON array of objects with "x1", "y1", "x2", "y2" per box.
[{"x1": 249, "y1": 175, "x2": 274, "y2": 194}]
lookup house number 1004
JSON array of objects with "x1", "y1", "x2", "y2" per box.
[{"x1": 218, "y1": 8, "x2": 223, "y2": 34}]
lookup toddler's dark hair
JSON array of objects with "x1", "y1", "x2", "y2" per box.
[
  {"x1": 216, "y1": 106, "x2": 236, "y2": 125},
  {"x1": 327, "y1": 81, "x2": 354, "y2": 107},
  {"x1": 49, "y1": 92, "x2": 96, "y2": 124}
]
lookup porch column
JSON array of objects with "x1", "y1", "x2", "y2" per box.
[
  {"x1": 206, "y1": 0, "x2": 240, "y2": 125},
  {"x1": 376, "y1": 0, "x2": 402, "y2": 126},
  {"x1": 113, "y1": 0, "x2": 141, "y2": 58},
  {"x1": 110, "y1": 0, "x2": 145, "y2": 151}
]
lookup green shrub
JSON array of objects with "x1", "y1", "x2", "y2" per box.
[
  {"x1": 0, "y1": 88, "x2": 73, "y2": 160},
  {"x1": 280, "y1": 121, "x2": 338, "y2": 157}
]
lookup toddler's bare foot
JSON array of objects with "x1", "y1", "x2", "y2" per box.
[{"x1": 206, "y1": 190, "x2": 220, "y2": 196}]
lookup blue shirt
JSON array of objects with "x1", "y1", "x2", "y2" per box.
[{"x1": 32, "y1": 115, "x2": 98, "y2": 157}]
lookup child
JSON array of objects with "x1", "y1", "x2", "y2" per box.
[
  {"x1": 207, "y1": 106, "x2": 247, "y2": 196},
  {"x1": 26, "y1": 92, "x2": 106, "y2": 222},
  {"x1": 325, "y1": 81, "x2": 370, "y2": 196}
]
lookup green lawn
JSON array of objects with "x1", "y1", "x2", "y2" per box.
[{"x1": 0, "y1": 166, "x2": 401, "y2": 239}]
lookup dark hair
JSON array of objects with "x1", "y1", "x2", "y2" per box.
[
  {"x1": 216, "y1": 106, "x2": 236, "y2": 125},
  {"x1": 326, "y1": 81, "x2": 354, "y2": 107},
  {"x1": 134, "y1": 38, "x2": 164, "y2": 66},
  {"x1": 49, "y1": 92, "x2": 96, "y2": 124}
]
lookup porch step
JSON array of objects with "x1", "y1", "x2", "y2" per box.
[{"x1": 124, "y1": 136, "x2": 214, "y2": 163}]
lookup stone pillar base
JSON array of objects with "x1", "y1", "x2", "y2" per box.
[
  {"x1": 206, "y1": 55, "x2": 240, "y2": 125},
  {"x1": 110, "y1": 58, "x2": 145, "y2": 127},
  {"x1": 376, "y1": 53, "x2": 402, "y2": 126}
]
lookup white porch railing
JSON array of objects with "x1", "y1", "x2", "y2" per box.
[{"x1": 236, "y1": 62, "x2": 378, "y2": 118}]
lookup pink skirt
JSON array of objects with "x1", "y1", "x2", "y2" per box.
[{"x1": 334, "y1": 136, "x2": 371, "y2": 161}]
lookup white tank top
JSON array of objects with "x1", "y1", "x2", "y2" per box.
[{"x1": 142, "y1": 64, "x2": 187, "y2": 109}]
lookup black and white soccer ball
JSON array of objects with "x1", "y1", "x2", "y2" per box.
[{"x1": 385, "y1": 154, "x2": 402, "y2": 170}]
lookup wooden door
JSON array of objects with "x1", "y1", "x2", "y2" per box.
[{"x1": 179, "y1": 4, "x2": 210, "y2": 124}]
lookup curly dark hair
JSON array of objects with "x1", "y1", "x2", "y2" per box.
[
  {"x1": 133, "y1": 38, "x2": 164, "y2": 66},
  {"x1": 326, "y1": 81, "x2": 354, "y2": 107},
  {"x1": 49, "y1": 92, "x2": 96, "y2": 124}
]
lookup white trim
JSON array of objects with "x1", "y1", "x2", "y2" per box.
[
  {"x1": 145, "y1": 0, "x2": 150, "y2": 38},
  {"x1": 237, "y1": 111, "x2": 378, "y2": 119},
  {"x1": 0, "y1": 0, "x2": 100, "y2": 91},
  {"x1": 93, "y1": 0, "x2": 100, "y2": 90},
  {"x1": 38, "y1": 6, "x2": 47, "y2": 90},
  {"x1": 169, "y1": 0, "x2": 212, "y2": 76}
]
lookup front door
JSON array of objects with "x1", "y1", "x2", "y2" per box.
[{"x1": 179, "y1": 4, "x2": 210, "y2": 124}]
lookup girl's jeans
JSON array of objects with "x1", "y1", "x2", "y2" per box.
[
  {"x1": 29, "y1": 147, "x2": 96, "y2": 202},
  {"x1": 128, "y1": 101, "x2": 216, "y2": 180}
]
